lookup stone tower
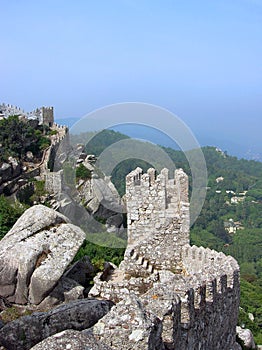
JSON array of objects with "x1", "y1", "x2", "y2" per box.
[
  {"x1": 89, "y1": 167, "x2": 240, "y2": 349},
  {"x1": 38, "y1": 106, "x2": 54, "y2": 127},
  {"x1": 124, "y1": 167, "x2": 190, "y2": 271}
]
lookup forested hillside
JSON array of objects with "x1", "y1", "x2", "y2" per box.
[{"x1": 1, "y1": 128, "x2": 261, "y2": 342}]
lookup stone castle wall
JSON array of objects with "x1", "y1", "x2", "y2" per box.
[
  {"x1": 124, "y1": 167, "x2": 190, "y2": 271},
  {"x1": 90, "y1": 246, "x2": 240, "y2": 350},
  {"x1": 89, "y1": 167, "x2": 240, "y2": 349},
  {"x1": 92, "y1": 269, "x2": 239, "y2": 349},
  {"x1": 0, "y1": 103, "x2": 54, "y2": 127},
  {"x1": 44, "y1": 124, "x2": 69, "y2": 194},
  {"x1": 0, "y1": 103, "x2": 26, "y2": 118},
  {"x1": 28, "y1": 106, "x2": 54, "y2": 126}
]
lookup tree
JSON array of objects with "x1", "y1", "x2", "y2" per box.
[
  {"x1": 0, "y1": 115, "x2": 51, "y2": 162},
  {"x1": 0, "y1": 196, "x2": 26, "y2": 239}
]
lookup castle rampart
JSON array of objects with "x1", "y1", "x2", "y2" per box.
[
  {"x1": 43, "y1": 125, "x2": 69, "y2": 193},
  {"x1": 28, "y1": 106, "x2": 54, "y2": 126},
  {"x1": 0, "y1": 103, "x2": 54, "y2": 127},
  {"x1": 89, "y1": 167, "x2": 240, "y2": 349},
  {"x1": 0, "y1": 103, "x2": 26, "y2": 119}
]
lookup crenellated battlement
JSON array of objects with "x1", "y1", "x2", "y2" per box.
[
  {"x1": 182, "y1": 244, "x2": 239, "y2": 287},
  {"x1": 89, "y1": 166, "x2": 241, "y2": 349},
  {"x1": 126, "y1": 167, "x2": 188, "y2": 204},
  {"x1": 0, "y1": 103, "x2": 54, "y2": 127},
  {"x1": 0, "y1": 103, "x2": 26, "y2": 119},
  {"x1": 90, "y1": 258, "x2": 240, "y2": 349}
]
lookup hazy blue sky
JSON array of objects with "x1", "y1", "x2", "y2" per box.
[{"x1": 1, "y1": 0, "x2": 261, "y2": 159}]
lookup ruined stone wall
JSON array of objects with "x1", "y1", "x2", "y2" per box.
[
  {"x1": 124, "y1": 167, "x2": 190, "y2": 270},
  {"x1": 44, "y1": 125, "x2": 69, "y2": 193},
  {"x1": 91, "y1": 257, "x2": 240, "y2": 349},
  {"x1": 91, "y1": 259, "x2": 240, "y2": 350}
]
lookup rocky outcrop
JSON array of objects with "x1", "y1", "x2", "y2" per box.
[
  {"x1": 0, "y1": 157, "x2": 22, "y2": 190},
  {"x1": 37, "y1": 276, "x2": 85, "y2": 307},
  {"x1": 30, "y1": 330, "x2": 112, "y2": 350},
  {"x1": 0, "y1": 299, "x2": 114, "y2": 350},
  {"x1": 46, "y1": 150, "x2": 125, "y2": 234},
  {"x1": 76, "y1": 155, "x2": 124, "y2": 233},
  {"x1": 93, "y1": 294, "x2": 164, "y2": 350},
  {"x1": 0, "y1": 163, "x2": 12, "y2": 184},
  {"x1": 64, "y1": 255, "x2": 95, "y2": 289},
  {"x1": 8, "y1": 157, "x2": 21, "y2": 178},
  {"x1": 0, "y1": 205, "x2": 86, "y2": 305},
  {"x1": 236, "y1": 326, "x2": 256, "y2": 349}
]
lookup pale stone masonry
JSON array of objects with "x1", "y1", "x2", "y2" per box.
[
  {"x1": 124, "y1": 167, "x2": 190, "y2": 272},
  {"x1": 89, "y1": 167, "x2": 240, "y2": 350},
  {"x1": 0, "y1": 103, "x2": 54, "y2": 127}
]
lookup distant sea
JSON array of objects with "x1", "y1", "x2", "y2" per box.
[{"x1": 56, "y1": 117, "x2": 261, "y2": 162}]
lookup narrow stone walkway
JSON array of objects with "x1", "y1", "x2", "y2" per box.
[{"x1": 107, "y1": 269, "x2": 125, "y2": 283}]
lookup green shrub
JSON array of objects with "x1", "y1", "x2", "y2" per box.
[
  {"x1": 74, "y1": 235, "x2": 126, "y2": 272},
  {"x1": 76, "y1": 163, "x2": 91, "y2": 180},
  {"x1": 0, "y1": 196, "x2": 27, "y2": 239}
]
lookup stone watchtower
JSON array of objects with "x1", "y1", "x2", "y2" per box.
[
  {"x1": 38, "y1": 107, "x2": 54, "y2": 127},
  {"x1": 89, "y1": 167, "x2": 240, "y2": 349},
  {"x1": 123, "y1": 167, "x2": 190, "y2": 272}
]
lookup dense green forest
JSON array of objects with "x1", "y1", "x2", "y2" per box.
[
  {"x1": 0, "y1": 115, "x2": 51, "y2": 162},
  {"x1": 1, "y1": 128, "x2": 262, "y2": 343}
]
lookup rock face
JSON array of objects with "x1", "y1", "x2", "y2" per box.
[
  {"x1": 76, "y1": 155, "x2": 124, "y2": 234},
  {"x1": 30, "y1": 330, "x2": 112, "y2": 350},
  {"x1": 64, "y1": 255, "x2": 95, "y2": 288},
  {"x1": 0, "y1": 163, "x2": 12, "y2": 184},
  {"x1": 93, "y1": 294, "x2": 164, "y2": 350},
  {"x1": 46, "y1": 150, "x2": 125, "y2": 234},
  {"x1": 236, "y1": 326, "x2": 256, "y2": 349},
  {"x1": 0, "y1": 299, "x2": 114, "y2": 350},
  {"x1": 0, "y1": 157, "x2": 21, "y2": 186},
  {"x1": 0, "y1": 205, "x2": 86, "y2": 305}
]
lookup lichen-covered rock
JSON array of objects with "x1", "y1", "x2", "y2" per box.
[
  {"x1": 0, "y1": 205, "x2": 85, "y2": 305},
  {"x1": 0, "y1": 299, "x2": 114, "y2": 350},
  {"x1": 0, "y1": 158, "x2": 22, "y2": 188},
  {"x1": 93, "y1": 294, "x2": 164, "y2": 350},
  {"x1": 30, "y1": 330, "x2": 112, "y2": 350},
  {"x1": 0, "y1": 162, "x2": 12, "y2": 184},
  {"x1": 236, "y1": 326, "x2": 256, "y2": 349},
  {"x1": 77, "y1": 174, "x2": 124, "y2": 232},
  {"x1": 8, "y1": 156, "x2": 21, "y2": 178},
  {"x1": 37, "y1": 276, "x2": 85, "y2": 308},
  {"x1": 64, "y1": 255, "x2": 95, "y2": 288}
]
